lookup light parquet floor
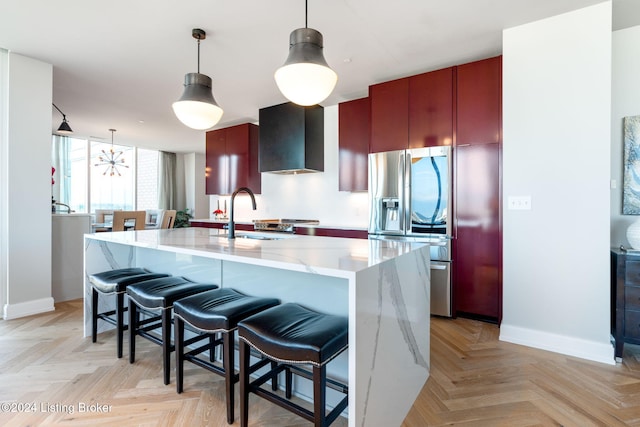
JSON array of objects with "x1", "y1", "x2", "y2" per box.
[
  {"x1": 1, "y1": 300, "x2": 640, "y2": 426},
  {"x1": 404, "y1": 315, "x2": 640, "y2": 427}
]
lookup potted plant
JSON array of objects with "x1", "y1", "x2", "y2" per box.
[{"x1": 173, "y1": 208, "x2": 193, "y2": 228}]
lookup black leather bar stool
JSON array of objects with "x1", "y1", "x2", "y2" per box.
[
  {"x1": 126, "y1": 276, "x2": 218, "y2": 385},
  {"x1": 89, "y1": 267, "x2": 170, "y2": 358},
  {"x1": 173, "y1": 288, "x2": 280, "y2": 424},
  {"x1": 238, "y1": 303, "x2": 349, "y2": 427}
]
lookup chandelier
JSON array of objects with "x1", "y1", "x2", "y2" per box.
[{"x1": 95, "y1": 129, "x2": 129, "y2": 176}]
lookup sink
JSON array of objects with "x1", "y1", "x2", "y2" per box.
[{"x1": 215, "y1": 231, "x2": 296, "y2": 241}]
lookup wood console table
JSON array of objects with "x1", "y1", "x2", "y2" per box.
[{"x1": 611, "y1": 247, "x2": 640, "y2": 361}]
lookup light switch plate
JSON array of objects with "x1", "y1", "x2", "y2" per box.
[{"x1": 508, "y1": 196, "x2": 531, "y2": 210}]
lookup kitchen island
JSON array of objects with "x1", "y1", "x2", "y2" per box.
[{"x1": 84, "y1": 227, "x2": 430, "y2": 427}]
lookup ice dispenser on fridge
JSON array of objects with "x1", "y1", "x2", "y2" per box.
[{"x1": 381, "y1": 198, "x2": 400, "y2": 231}]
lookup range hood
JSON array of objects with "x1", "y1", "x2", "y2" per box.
[{"x1": 258, "y1": 102, "x2": 324, "y2": 174}]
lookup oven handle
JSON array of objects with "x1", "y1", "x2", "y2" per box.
[{"x1": 430, "y1": 263, "x2": 448, "y2": 270}]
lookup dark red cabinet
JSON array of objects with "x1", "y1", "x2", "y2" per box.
[
  {"x1": 453, "y1": 144, "x2": 502, "y2": 322},
  {"x1": 369, "y1": 78, "x2": 409, "y2": 153},
  {"x1": 409, "y1": 67, "x2": 454, "y2": 148},
  {"x1": 205, "y1": 123, "x2": 260, "y2": 195},
  {"x1": 338, "y1": 97, "x2": 370, "y2": 192},
  {"x1": 370, "y1": 68, "x2": 455, "y2": 153},
  {"x1": 456, "y1": 56, "x2": 502, "y2": 146}
]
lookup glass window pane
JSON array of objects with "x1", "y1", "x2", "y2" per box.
[
  {"x1": 137, "y1": 149, "x2": 159, "y2": 210},
  {"x1": 68, "y1": 138, "x2": 88, "y2": 212},
  {"x1": 90, "y1": 141, "x2": 134, "y2": 211}
]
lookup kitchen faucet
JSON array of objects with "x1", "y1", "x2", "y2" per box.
[
  {"x1": 53, "y1": 202, "x2": 74, "y2": 213},
  {"x1": 228, "y1": 187, "x2": 256, "y2": 239}
]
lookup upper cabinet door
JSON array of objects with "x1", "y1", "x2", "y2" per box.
[
  {"x1": 457, "y1": 56, "x2": 502, "y2": 145},
  {"x1": 205, "y1": 123, "x2": 261, "y2": 195},
  {"x1": 205, "y1": 129, "x2": 228, "y2": 195},
  {"x1": 370, "y1": 78, "x2": 409, "y2": 153},
  {"x1": 408, "y1": 67, "x2": 454, "y2": 148},
  {"x1": 339, "y1": 97, "x2": 370, "y2": 192},
  {"x1": 225, "y1": 124, "x2": 249, "y2": 193}
]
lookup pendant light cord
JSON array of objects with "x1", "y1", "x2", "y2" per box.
[
  {"x1": 305, "y1": 0, "x2": 308, "y2": 28},
  {"x1": 197, "y1": 38, "x2": 201, "y2": 73}
]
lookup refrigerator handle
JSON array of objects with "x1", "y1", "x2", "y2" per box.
[{"x1": 404, "y1": 151, "x2": 411, "y2": 233}]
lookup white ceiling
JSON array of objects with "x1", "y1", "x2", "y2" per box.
[{"x1": 0, "y1": 0, "x2": 635, "y2": 153}]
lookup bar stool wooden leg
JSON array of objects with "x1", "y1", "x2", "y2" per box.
[
  {"x1": 239, "y1": 339, "x2": 250, "y2": 427},
  {"x1": 223, "y1": 332, "x2": 234, "y2": 424},
  {"x1": 162, "y1": 309, "x2": 172, "y2": 385},
  {"x1": 116, "y1": 292, "x2": 126, "y2": 358},
  {"x1": 91, "y1": 288, "x2": 99, "y2": 343},
  {"x1": 175, "y1": 316, "x2": 185, "y2": 393},
  {"x1": 314, "y1": 365, "x2": 327, "y2": 427},
  {"x1": 129, "y1": 300, "x2": 137, "y2": 364}
]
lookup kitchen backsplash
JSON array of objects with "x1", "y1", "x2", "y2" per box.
[{"x1": 208, "y1": 105, "x2": 369, "y2": 228}]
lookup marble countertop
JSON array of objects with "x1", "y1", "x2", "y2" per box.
[
  {"x1": 85, "y1": 227, "x2": 427, "y2": 278},
  {"x1": 52, "y1": 213, "x2": 92, "y2": 217},
  {"x1": 189, "y1": 218, "x2": 368, "y2": 231}
]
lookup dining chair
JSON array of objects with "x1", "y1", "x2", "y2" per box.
[
  {"x1": 94, "y1": 209, "x2": 119, "y2": 232},
  {"x1": 145, "y1": 209, "x2": 163, "y2": 229},
  {"x1": 160, "y1": 210, "x2": 177, "y2": 229},
  {"x1": 112, "y1": 210, "x2": 146, "y2": 231}
]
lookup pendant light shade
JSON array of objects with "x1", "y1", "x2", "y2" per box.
[
  {"x1": 274, "y1": 1, "x2": 337, "y2": 106},
  {"x1": 52, "y1": 103, "x2": 73, "y2": 134},
  {"x1": 172, "y1": 29, "x2": 223, "y2": 130},
  {"x1": 173, "y1": 73, "x2": 223, "y2": 130},
  {"x1": 275, "y1": 28, "x2": 337, "y2": 106}
]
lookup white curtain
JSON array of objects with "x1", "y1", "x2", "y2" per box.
[
  {"x1": 51, "y1": 135, "x2": 71, "y2": 205},
  {"x1": 158, "y1": 151, "x2": 176, "y2": 209}
]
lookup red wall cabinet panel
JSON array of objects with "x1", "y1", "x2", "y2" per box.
[
  {"x1": 339, "y1": 97, "x2": 370, "y2": 192},
  {"x1": 205, "y1": 123, "x2": 261, "y2": 195},
  {"x1": 453, "y1": 143, "x2": 502, "y2": 322},
  {"x1": 205, "y1": 129, "x2": 228, "y2": 195},
  {"x1": 457, "y1": 56, "x2": 502, "y2": 146},
  {"x1": 409, "y1": 67, "x2": 454, "y2": 148},
  {"x1": 370, "y1": 78, "x2": 409, "y2": 153}
]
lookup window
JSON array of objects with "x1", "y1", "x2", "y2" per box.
[
  {"x1": 52, "y1": 136, "x2": 160, "y2": 214},
  {"x1": 67, "y1": 138, "x2": 88, "y2": 212},
  {"x1": 90, "y1": 140, "x2": 135, "y2": 211},
  {"x1": 136, "y1": 149, "x2": 159, "y2": 210}
]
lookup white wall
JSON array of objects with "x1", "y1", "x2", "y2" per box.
[
  {"x1": 183, "y1": 152, "x2": 208, "y2": 219},
  {"x1": 611, "y1": 25, "x2": 640, "y2": 246},
  {"x1": 210, "y1": 105, "x2": 369, "y2": 228},
  {"x1": 501, "y1": 2, "x2": 613, "y2": 364},
  {"x1": 2, "y1": 52, "x2": 55, "y2": 319},
  {"x1": 0, "y1": 48, "x2": 7, "y2": 312}
]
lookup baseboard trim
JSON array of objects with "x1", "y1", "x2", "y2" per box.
[
  {"x1": 3, "y1": 297, "x2": 55, "y2": 320},
  {"x1": 499, "y1": 323, "x2": 615, "y2": 365}
]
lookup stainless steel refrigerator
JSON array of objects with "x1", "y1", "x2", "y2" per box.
[{"x1": 368, "y1": 146, "x2": 452, "y2": 317}]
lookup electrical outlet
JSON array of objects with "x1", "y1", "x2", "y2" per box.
[{"x1": 508, "y1": 196, "x2": 531, "y2": 210}]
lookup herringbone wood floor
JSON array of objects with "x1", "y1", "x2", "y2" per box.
[{"x1": 0, "y1": 300, "x2": 639, "y2": 426}]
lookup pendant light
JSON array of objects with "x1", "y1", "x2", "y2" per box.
[
  {"x1": 172, "y1": 28, "x2": 223, "y2": 130},
  {"x1": 274, "y1": 0, "x2": 337, "y2": 106},
  {"x1": 52, "y1": 103, "x2": 73, "y2": 134},
  {"x1": 94, "y1": 129, "x2": 129, "y2": 177}
]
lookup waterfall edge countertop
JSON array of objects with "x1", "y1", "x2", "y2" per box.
[
  {"x1": 84, "y1": 227, "x2": 430, "y2": 427},
  {"x1": 84, "y1": 227, "x2": 421, "y2": 278}
]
